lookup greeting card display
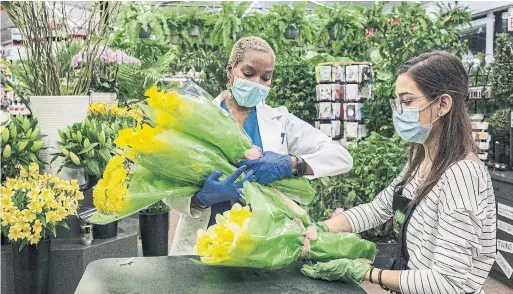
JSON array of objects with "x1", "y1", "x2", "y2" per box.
[{"x1": 315, "y1": 62, "x2": 372, "y2": 143}]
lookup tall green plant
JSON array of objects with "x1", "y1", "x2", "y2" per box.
[{"x1": 490, "y1": 34, "x2": 513, "y2": 109}]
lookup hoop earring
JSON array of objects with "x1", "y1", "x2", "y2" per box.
[{"x1": 225, "y1": 83, "x2": 233, "y2": 99}]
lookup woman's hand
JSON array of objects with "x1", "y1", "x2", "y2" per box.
[
  {"x1": 237, "y1": 151, "x2": 293, "y2": 185},
  {"x1": 196, "y1": 166, "x2": 253, "y2": 207}
]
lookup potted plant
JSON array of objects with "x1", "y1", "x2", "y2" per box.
[
  {"x1": 1, "y1": 163, "x2": 83, "y2": 294},
  {"x1": 114, "y1": 3, "x2": 170, "y2": 41},
  {"x1": 268, "y1": 3, "x2": 312, "y2": 42},
  {"x1": 182, "y1": 7, "x2": 203, "y2": 37},
  {"x1": 139, "y1": 201, "x2": 169, "y2": 256},
  {"x1": 206, "y1": 2, "x2": 249, "y2": 48},
  {"x1": 2, "y1": 2, "x2": 117, "y2": 175},
  {"x1": 1, "y1": 116, "x2": 45, "y2": 183},
  {"x1": 52, "y1": 103, "x2": 142, "y2": 239}
]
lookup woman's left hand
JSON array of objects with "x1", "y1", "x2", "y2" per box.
[{"x1": 237, "y1": 151, "x2": 293, "y2": 185}]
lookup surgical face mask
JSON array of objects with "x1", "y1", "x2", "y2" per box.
[
  {"x1": 231, "y1": 76, "x2": 270, "y2": 107},
  {"x1": 392, "y1": 97, "x2": 441, "y2": 144}
]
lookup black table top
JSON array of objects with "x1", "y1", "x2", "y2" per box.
[{"x1": 75, "y1": 256, "x2": 366, "y2": 294}]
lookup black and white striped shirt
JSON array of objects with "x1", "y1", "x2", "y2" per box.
[{"x1": 344, "y1": 160, "x2": 496, "y2": 294}]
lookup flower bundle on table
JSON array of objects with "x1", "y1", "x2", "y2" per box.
[
  {"x1": 194, "y1": 183, "x2": 377, "y2": 269},
  {"x1": 1, "y1": 163, "x2": 83, "y2": 246}
]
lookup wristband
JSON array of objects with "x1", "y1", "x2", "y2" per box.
[
  {"x1": 191, "y1": 193, "x2": 208, "y2": 210},
  {"x1": 369, "y1": 267, "x2": 375, "y2": 284},
  {"x1": 378, "y1": 269, "x2": 390, "y2": 291},
  {"x1": 296, "y1": 156, "x2": 307, "y2": 177}
]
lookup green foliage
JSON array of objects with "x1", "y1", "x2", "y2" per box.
[
  {"x1": 364, "y1": 2, "x2": 470, "y2": 135},
  {"x1": 308, "y1": 132, "x2": 408, "y2": 241},
  {"x1": 490, "y1": 34, "x2": 513, "y2": 109},
  {"x1": 206, "y1": 2, "x2": 249, "y2": 50},
  {"x1": 115, "y1": 3, "x2": 170, "y2": 43},
  {"x1": 116, "y1": 50, "x2": 176, "y2": 105},
  {"x1": 266, "y1": 53, "x2": 317, "y2": 124},
  {"x1": 52, "y1": 109, "x2": 139, "y2": 178},
  {"x1": 488, "y1": 108, "x2": 512, "y2": 145},
  {"x1": 0, "y1": 116, "x2": 46, "y2": 182}
]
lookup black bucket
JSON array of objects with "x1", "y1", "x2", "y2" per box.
[
  {"x1": 12, "y1": 238, "x2": 51, "y2": 294},
  {"x1": 139, "y1": 211, "x2": 169, "y2": 256},
  {"x1": 93, "y1": 221, "x2": 118, "y2": 239}
]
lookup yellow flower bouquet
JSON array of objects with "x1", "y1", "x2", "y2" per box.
[
  {"x1": 194, "y1": 183, "x2": 376, "y2": 269},
  {"x1": 0, "y1": 163, "x2": 84, "y2": 247}
]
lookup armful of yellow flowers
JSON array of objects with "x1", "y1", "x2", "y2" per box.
[{"x1": 1, "y1": 163, "x2": 83, "y2": 248}]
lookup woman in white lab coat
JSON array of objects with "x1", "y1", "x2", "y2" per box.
[{"x1": 169, "y1": 36, "x2": 353, "y2": 255}]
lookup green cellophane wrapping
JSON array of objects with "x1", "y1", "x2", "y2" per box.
[
  {"x1": 142, "y1": 83, "x2": 315, "y2": 205},
  {"x1": 194, "y1": 182, "x2": 376, "y2": 269}
]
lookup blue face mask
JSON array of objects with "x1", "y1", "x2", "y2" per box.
[
  {"x1": 231, "y1": 76, "x2": 271, "y2": 107},
  {"x1": 392, "y1": 97, "x2": 441, "y2": 144}
]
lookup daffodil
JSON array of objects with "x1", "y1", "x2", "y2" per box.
[
  {"x1": 70, "y1": 179, "x2": 80, "y2": 191},
  {"x1": 8, "y1": 226, "x2": 23, "y2": 241},
  {"x1": 29, "y1": 162, "x2": 39, "y2": 175},
  {"x1": 6, "y1": 178, "x2": 16, "y2": 188},
  {"x1": 21, "y1": 209, "x2": 36, "y2": 223},
  {"x1": 29, "y1": 232, "x2": 41, "y2": 245},
  {"x1": 1, "y1": 196, "x2": 13, "y2": 212},
  {"x1": 19, "y1": 166, "x2": 29, "y2": 178},
  {"x1": 33, "y1": 219, "x2": 43, "y2": 234}
]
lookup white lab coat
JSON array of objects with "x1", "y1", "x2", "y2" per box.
[{"x1": 169, "y1": 96, "x2": 353, "y2": 255}]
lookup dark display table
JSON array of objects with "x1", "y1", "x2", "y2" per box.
[{"x1": 75, "y1": 256, "x2": 366, "y2": 294}]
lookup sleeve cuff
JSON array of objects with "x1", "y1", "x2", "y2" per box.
[{"x1": 399, "y1": 270, "x2": 410, "y2": 294}]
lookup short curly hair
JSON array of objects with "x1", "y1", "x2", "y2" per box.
[{"x1": 228, "y1": 36, "x2": 275, "y2": 69}]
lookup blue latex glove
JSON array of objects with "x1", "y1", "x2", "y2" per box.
[
  {"x1": 237, "y1": 151, "x2": 293, "y2": 185},
  {"x1": 197, "y1": 166, "x2": 253, "y2": 207}
]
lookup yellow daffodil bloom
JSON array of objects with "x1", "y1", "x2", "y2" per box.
[
  {"x1": 33, "y1": 219, "x2": 43, "y2": 234},
  {"x1": 19, "y1": 167, "x2": 29, "y2": 178},
  {"x1": 21, "y1": 209, "x2": 36, "y2": 223},
  {"x1": 29, "y1": 232, "x2": 41, "y2": 245},
  {"x1": 29, "y1": 162, "x2": 39, "y2": 175}
]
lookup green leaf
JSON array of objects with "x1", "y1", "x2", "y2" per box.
[{"x1": 77, "y1": 143, "x2": 99, "y2": 155}]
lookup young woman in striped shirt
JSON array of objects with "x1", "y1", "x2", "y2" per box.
[{"x1": 302, "y1": 51, "x2": 496, "y2": 294}]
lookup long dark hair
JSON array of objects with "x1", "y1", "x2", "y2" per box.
[{"x1": 395, "y1": 51, "x2": 476, "y2": 203}]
